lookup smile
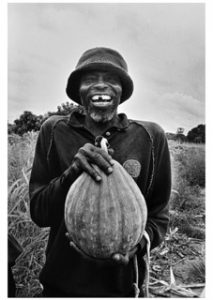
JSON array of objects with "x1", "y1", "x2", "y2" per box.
[{"x1": 90, "y1": 95, "x2": 113, "y2": 107}]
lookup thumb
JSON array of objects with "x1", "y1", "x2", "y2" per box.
[{"x1": 112, "y1": 253, "x2": 129, "y2": 265}]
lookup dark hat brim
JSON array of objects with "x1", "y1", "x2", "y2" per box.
[{"x1": 66, "y1": 62, "x2": 133, "y2": 105}]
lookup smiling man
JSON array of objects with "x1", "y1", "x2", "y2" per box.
[
  {"x1": 80, "y1": 71, "x2": 122, "y2": 125},
  {"x1": 29, "y1": 47, "x2": 171, "y2": 297}
]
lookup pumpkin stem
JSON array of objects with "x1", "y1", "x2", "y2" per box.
[{"x1": 95, "y1": 136, "x2": 109, "y2": 153}]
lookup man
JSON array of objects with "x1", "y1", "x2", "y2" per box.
[{"x1": 29, "y1": 47, "x2": 171, "y2": 297}]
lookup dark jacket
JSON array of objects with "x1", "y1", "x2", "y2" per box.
[{"x1": 29, "y1": 109, "x2": 171, "y2": 297}]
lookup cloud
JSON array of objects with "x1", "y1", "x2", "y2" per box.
[
  {"x1": 8, "y1": 3, "x2": 205, "y2": 133},
  {"x1": 120, "y1": 90, "x2": 204, "y2": 134},
  {"x1": 151, "y1": 92, "x2": 204, "y2": 133},
  {"x1": 159, "y1": 92, "x2": 204, "y2": 117}
]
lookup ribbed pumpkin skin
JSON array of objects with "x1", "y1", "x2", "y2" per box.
[{"x1": 64, "y1": 160, "x2": 147, "y2": 259}]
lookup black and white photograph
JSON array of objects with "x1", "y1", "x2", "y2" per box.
[{"x1": 6, "y1": 2, "x2": 206, "y2": 298}]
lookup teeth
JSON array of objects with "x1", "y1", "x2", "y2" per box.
[{"x1": 91, "y1": 95, "x2": 112, "y2": 101}]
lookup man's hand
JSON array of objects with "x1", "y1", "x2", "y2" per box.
[
  {"x1": 110, "y1": 237, "x2": 147, "y2": 265},
  {"x1": 65, "y1": 232, "x2": 140, "y2": 265},
  {"x1": 72, "y1": 143, "x2": 114, "y2": 182},
  {"x1": 111, "y1": 247, "x2": 139, "y2": 265},
  {"x1": 111, "y1": 236, "x2": 147, "y2": 264}
]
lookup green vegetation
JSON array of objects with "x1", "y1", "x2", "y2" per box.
[
  {"x1": 8, "y1": 102, "x2": 81, "y2": 136},
  {"x1": 169, "y1": 141, "x2": 205, "y2": 239},
  {"x1": 166, "y1": 124, "x2": 205, "y2": 144},
  {"x1": 8, "y1": 133, "x2": 205, "y2": 297},
  {"x1": 8, "y1": 132, "x2": 47, "y2": 296},
  {"x1": 8, "y1": 103, "x2": 205, "y2": 144}
]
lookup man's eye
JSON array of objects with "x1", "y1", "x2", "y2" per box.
[
  {"x1": 105, "y1": 76, "x2": 120, "y2": 84},
  {"x1": 84, "y1": 77, "x2": 96, "y2": 83},
  {"x1": 108, "y1": 79, "x2": 117, "y2": 84}
]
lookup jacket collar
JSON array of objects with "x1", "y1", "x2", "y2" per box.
[{"x1": 67, "y1": 107, "x2": 129, "y2": 131}]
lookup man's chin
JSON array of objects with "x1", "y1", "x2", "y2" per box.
[{"x1": 89, "y1": 111, "x2": 115, "y2": 123}]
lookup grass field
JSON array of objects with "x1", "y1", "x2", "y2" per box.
[
  {"x1": 8, "y1": 132, "x2": 205, "y2": 297},
  {"x1": 149, "y1": 140, "x2": 205, "y2": 297}
]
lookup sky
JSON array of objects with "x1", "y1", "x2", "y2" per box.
[
  {"x1": 3, "y1": 3, "x2": 213, "y2": 297},
  {"x1": 8, "y1": 3, "x2": 205, "y2": 134}
]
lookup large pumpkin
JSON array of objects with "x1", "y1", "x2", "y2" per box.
[{"x1": 64, "y1": 141, "x2": 147, "y2": 259}]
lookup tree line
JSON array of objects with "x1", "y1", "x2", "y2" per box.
[
  {"x1": 8, "y1": 102, "x2": 81, "y2": 136},
  {"x1": 166, "y1": 125, "x2": 205, "y2": 143},
  {"x1": 8, "y1": 102, "x2": 205, "y2": 143}
]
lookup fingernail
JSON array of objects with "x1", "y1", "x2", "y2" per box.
[
  {"x1": 113, "y1": 254, "x2": 120, "y2": 260},
  {"x1": 96, "y1": 176, "x2": 102, "y2": 181},
  {"x1": 108, "y1": 167, "x2": 113, "y2": 173}
]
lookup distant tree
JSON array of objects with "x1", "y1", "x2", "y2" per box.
[
  {"x1": 8, "y1": 102, "x2": 85, "y2": 135},
  {"x1": 11, "y1": 111, "x2": 43, "y2": 135},
  {"x1": 166, "y1": 132, "x2": 176, "y2": 140},
  {"x1": 42, "y1": 102, "x2": 84, "y2": 123},
  {"x1": 187, "y1": 124, "x2": 205, "y2": 143},
  {"x1": 8, "y1": 123, "x2": 16, "y2": 135},
  {"x1": 56, "y1": 102, "x2": 79, "y2": 115}
]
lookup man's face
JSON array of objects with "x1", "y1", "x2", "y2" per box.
[{"x1": 79, "y1": 71, "x2": 122, "y2": 123}]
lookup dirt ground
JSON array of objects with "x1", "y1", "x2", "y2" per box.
[
  {"x1": 146, "y1": 212, "x2": 205, "y2": 298},
  {"x1": 148, "y1": 237, "x2": 205, "y2": 297}
]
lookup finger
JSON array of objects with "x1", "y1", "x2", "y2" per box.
[
  {"x1": 71, "y1": 159, "x2": 82, "y2": 175},
  {"x1": 86, "y1": 144, "x2": 114, "y2": 166},
  {"x1": 95, "y1": 147, "x2": 114, "y2": 166},
  {"x1": 77, "y1": 145, "x2": 113, "y2": 176},
  {"x1": 89, "y1": 152, "x2": 113, "y2": 174},
  {"x1": 65, "y1": 232, "x2": 72, "y2": 240},
  {"x1": 80, "y1": 144, "x2": 114, "y2": 168},
  {"x1": 112, "y1": 253, "x2": 129, "y2": 265},
  {"x1": 75, "y1": 153, "x2": 102, "y2": 182},
  {"x1": 84, "y1": 151, "x2": 113, "y2": 176},
  {"x1": 82, "y1": 159, "x2": 102, "y2": 182}
]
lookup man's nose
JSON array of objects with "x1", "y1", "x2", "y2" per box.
[{"x1": 93, "y1": 77, "x2": 108, "y2": 89}]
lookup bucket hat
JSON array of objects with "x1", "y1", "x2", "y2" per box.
[{"x1": 66, "y1": 47, "x2": 133, "y2": 104}]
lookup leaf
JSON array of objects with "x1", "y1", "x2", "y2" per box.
[
  {"x1": 200, "y1": 287, "x2": 205, "y2": 297},
  {"x1": 22, "y1": 168, "x2": 29, "y2": 184},
  {"x1": 159, "y1": 247, "x2": 169, "y2": 256},
  {"x1": 170, "y1": 266, "x2": 176, "y2": 285},
  {"x1": 152, "y1": 264, "x2": 162, "y2": 272}
]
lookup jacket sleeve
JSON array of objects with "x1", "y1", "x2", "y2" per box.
[
  {"x1": 139, "y1": 125, "x2": 171, "y2": 252},
  {"x1": 29, "y1": 119, "x2": 78, "y2": 228}
]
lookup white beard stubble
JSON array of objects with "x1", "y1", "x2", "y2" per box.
[{"x1": 88, "y1": 107, "x2": 117, "y2": 123}]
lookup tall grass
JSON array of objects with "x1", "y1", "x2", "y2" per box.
[
  {"x1": 188, "y1": 257, "x2": 205, "y2": 283},
  {"x1": 173, "y1": 144, "x2": 205, "y2": 187},
  {"x1": 8, "y1": 132, "x2": 48, "y2": 297},
  {"x1": 8, "y1": 134, "x2": 205, "y2": 296},
  {"x1": 169, "y1": 141, "x2": 205, "y2": 239}
]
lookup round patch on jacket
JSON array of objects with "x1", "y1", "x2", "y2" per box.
[{"x1": 123, "y1": 159, "x2": 141, "y2": 178}]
